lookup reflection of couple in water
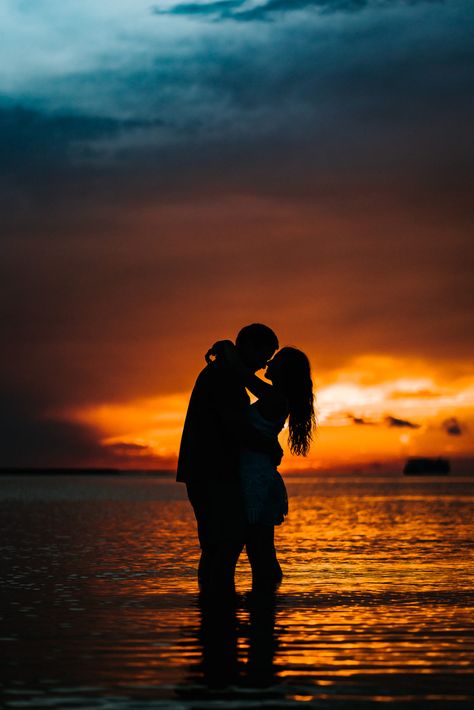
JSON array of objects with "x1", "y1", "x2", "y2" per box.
[{"x1": 177, "y1": 323, "x2": 316, "y2": 594}]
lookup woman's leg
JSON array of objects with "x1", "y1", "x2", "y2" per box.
[{"x1": 246, "y1": 524, "x2": 283, "y2": 590}]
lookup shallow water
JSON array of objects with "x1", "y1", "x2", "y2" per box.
[{"x1": 1, "y1": 474, "x2": 473, "y2": 708}]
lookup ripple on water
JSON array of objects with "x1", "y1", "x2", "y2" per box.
[{"x1": 0, "y1": 474, "x2": 473, "y2": 708}]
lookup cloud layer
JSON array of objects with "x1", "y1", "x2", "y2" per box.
[
  {"x1": 155, "y1": 1, "x2": 445, "y2": 23},
  {"x1": 1, "y1": 0, "x2": 473, "y2": 466}
]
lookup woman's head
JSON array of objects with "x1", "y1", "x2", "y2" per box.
[{"x1": 265, "y1": 347, "x2": 316, "y2": 456}]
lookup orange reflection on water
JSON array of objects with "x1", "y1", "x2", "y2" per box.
[{"x1": 1, "y1": 474, "x2": 473, "y2": 706}]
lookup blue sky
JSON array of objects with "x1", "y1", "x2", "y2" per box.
[{"x1": 2, "y1": 1, "x2": 472, "y2": 155}]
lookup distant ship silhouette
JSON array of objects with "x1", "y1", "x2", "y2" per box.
[{"x1": 403, "y1": 457, "x2": 450, "y2": 475}]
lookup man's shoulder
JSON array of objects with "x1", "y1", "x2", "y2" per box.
[
  {"x1": 190, "y1": 363, "x2": 245, "y2": 406},
  {"x1": 194, "y1": 362, "x2": 236, "y2": 388},
  {"x1": 193, "y1": 364, "x2": 217, "y2": 390}
]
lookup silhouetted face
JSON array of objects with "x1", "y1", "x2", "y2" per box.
[
  {"x1": 264, "y1": 351, "x2": 285, "y2": 383},
  {"x1": 236, "y1": 340, "x2": 277, "y2": 373}
]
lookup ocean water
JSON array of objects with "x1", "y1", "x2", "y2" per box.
[{"x1": 1, "y1": 474, "x2": 473, "y2": 709}]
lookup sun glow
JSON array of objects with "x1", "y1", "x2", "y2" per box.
[
  {"x1": 69, "y1": 394, "x2": 189, "y2": 466},
  {"x1": 68, "y1": 355, "x2": 474, "y2": 472}
]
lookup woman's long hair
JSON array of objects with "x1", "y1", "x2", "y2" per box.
[{"x1": 277, "y1": 347, "x2": 316, "y2": 456}]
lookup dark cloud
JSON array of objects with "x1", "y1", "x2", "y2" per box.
[
  {"x1": 441, "y1": 417, "x2": 464, "y2": 436},
  {"x1": 0, "y1": 105, "x2": 125, "y2": 167},
  {"x1": 0, "y1": 389, "x2": 104, "y2": 468},
  {"x1": 385, "y1": 415, "x2": 421, "y2": 429},
  {"x1": 107, "y1": 442, "x2": 152, "y2": 454},
  {"x1": 3, "y1": 3, "x2": 473, "y2": 211},
  {"x1": 153, "y1": 0, "x2": 244, "y2": 19},
  {"x1": 103, "y1": 443, "x2": 176, "y2": 469},
  {"x1": 348, "y1": 414, "x2": 376, "y2": 425},
  {"x1": 349, "y1": 413, "x2": 430, "y2": 429},
  {"x1": 0, "y1": 390, "x2": 174, "y2": 469},
  {"x1": 0, "y1": 104, "x2": 168, "y2": 208},
  {"x1": 155, "y1": 1, "x2": 443, "y2": 22},
  {"x1": 3, "y1": 46, "x2": 472, "y2": 218}
]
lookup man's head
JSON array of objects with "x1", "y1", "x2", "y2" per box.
[{"x1": 235, "y1": 323, "x2": 279, "y2": 373}]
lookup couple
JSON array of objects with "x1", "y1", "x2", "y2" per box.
[{"x1": 176, "y1": 323, "x2": 315, "y2": 594}]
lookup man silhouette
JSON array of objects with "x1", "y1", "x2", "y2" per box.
[{"x1": 177, "y1": 323, "x2": 281, "y2": 593}]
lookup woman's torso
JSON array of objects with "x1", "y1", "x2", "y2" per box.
[
  {"x1": 240, "y1": 403, "x2": 286, "y2": 465},
  {"x1": 239, "y1": 404, "x2": 288, "y2": 525}
]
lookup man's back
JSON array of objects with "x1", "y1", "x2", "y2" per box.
[{"x1": 176, "y1": 362, "x2": 250, "y2": 484}]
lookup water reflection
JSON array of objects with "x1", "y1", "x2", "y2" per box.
[
  {"x1": 197, "y1": 594, "x2": 240, "y2": 689},
  {"x1": 0, "y1": 475, "x2": 473, "y2": 708},
  {"x1": 176, "y1": 590, "x2": 281, "y2": 706}
]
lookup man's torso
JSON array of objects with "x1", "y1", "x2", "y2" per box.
[{"x1": 176, "y1": 363, "x2": 250, "y2": 484}]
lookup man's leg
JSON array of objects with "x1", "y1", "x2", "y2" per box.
[
  {"x1": 187, "y1": 477, "x2": 246, "y2": 595},
  {"x1": 197, "y1": 544, "x2": 216, "y2": 587},
  {"x1": 210, "y1": 538, "x2": 245, "y2": 594},
  {"x1": 186, "y1": 481, "x2": 216, "y2": 588},
  {"x1": 207, "y1": 477, "x2": 246, "y2": 595}
]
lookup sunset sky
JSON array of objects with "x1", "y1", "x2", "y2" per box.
[{"x1": 1, "y1": 0, "x2": 473, "y2": 472}]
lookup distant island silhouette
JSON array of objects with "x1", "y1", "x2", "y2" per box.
[
  {"x1": 403, "y1": 457, "x2": 450, "y2": 476},
  {"x1": 0, "y1": 468, "x2": 174, "y2": 476},
  {"x1": 0, "y1": 467, "x2": 121, "y2": 475}
]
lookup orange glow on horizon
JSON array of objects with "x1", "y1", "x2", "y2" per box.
[{"x1": 67, "y1": 354, "x2": 474, "y2": 472}]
